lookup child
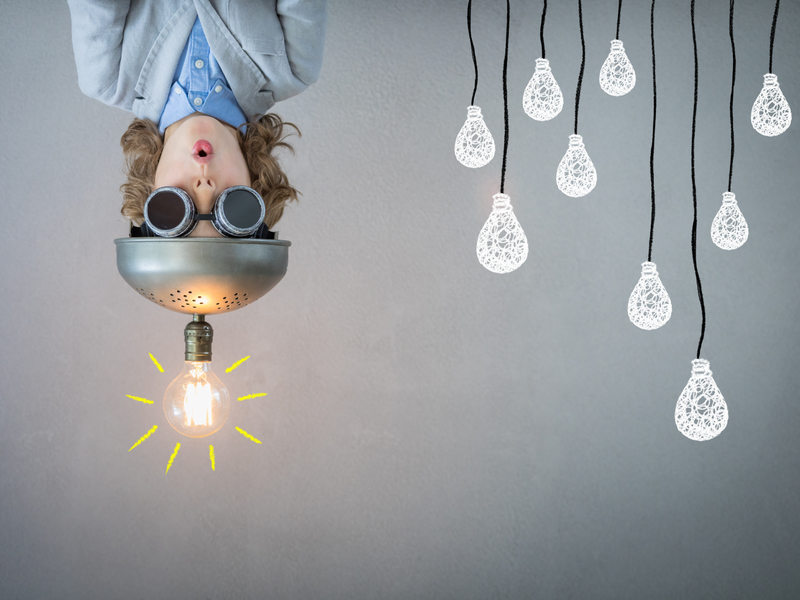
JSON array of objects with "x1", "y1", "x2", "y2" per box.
[{"x1": 68, "y1": 0, "x2": 327, "y2": 237}]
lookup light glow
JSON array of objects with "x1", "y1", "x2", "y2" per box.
[
  {"x1": 163, "y1": 361, "x2": 230, "y2": 438},
  {"x1": 184, "y1": 366, "x2": 213, "y2": 427}
]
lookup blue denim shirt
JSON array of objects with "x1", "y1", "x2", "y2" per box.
[{"x1": 159, "y1": 17, "x2": 248, "y2": 135}]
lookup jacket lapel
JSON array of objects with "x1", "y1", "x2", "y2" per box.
[
  {"x1": 135, "y1": 0, "x2": 197, "y2": 119},
  {"x1": 194, "y1": 0, "x2": 268, "y2": 120}
]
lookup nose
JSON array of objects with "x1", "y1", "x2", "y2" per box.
[{"x1": 193, "y1": 176, "x2": 217, "y2": 213}]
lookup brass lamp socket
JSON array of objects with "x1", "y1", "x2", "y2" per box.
[{"x1": 184, "y1": 314, "x2": 213, "y2": 362}]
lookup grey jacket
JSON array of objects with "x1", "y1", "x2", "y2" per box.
[{"x1": 67, "y1": 0, "x2": 326, "y2": 123}]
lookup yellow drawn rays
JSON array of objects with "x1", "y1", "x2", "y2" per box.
[
  {"x1": 128, "y1": 352, "x2": 265, "y2": 474},
  {"x1": 149, "y1": 352, "x2": 164, "y2": 373},
  {"x1": 126, "y1": 395, "x2": 153, "y2": 404},
  {"x1": 235, "y1": 427, "x2": 262, "y2": 444},
  {"x1": 128, "y1": 425, "x2": 158, "y2": 452},
  {"x1": 165, "y1": 443, "x2": 181, "y2": 474},
  {"x1": 225, "y1": 355, "x2": 250, "y2": 373},
  {"x1": 238, "y1": 393, "x2": 267, "y2": 401}
]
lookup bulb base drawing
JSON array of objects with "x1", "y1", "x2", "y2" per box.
[
  {"x1": 523, "y1": 58, "x2": 563, "y2": 121},
  {"x1": 675, "y1": 358, "x2": 728, "y2": 442},
  {"x1": 599, "y1": 39, "x2": 636, "y2": 96},
  {"x1": 711, "y1": 191, "x2": 748, "y2": 250},
  {"x1": 627, "y1": 261, "x2": 672, "y2": 330},
  {"x1": 476, "y1": 193, "x2": 528, "y2": 274},
  {"x1": 751, "y1": 73, "x2": 792, "y2": 136},
  {"x1": 556, "y1": 135, "x2": 597, "y2": 197},
  {"x1": 455, "y1": 105, "x2": 496, "y2": 168}
]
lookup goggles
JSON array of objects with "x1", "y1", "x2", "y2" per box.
[{"x1": 143, "y1": 186, "x2": 267, "y2": 238}]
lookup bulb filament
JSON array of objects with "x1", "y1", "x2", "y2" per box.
[{"x1": 184, "y1": 365, "x2": 213, "y2": 426}]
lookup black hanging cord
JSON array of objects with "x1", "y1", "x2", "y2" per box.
[
  {"x1": 647, "y1": 0, "x2": 656, "y2": 262},
  {"x1": 690, "y1": 0, "x2": 706, "y2": 359},
  {"x1": 616, "y1": 0, "x2": 623, "y2": 40},
  {"x1": 500, "y1": 0, "x2": 511, "y2": 193},
  {"x1": 467, "y1": 0, "x2": 479, "y2": 105},
  {"x1": 540, "y1": 0, "x2": 548, "y2": 59},
  {"x1": 728, "y1": 0, "x2": 736, "y2": 192},
  {"x1": 574, "y1": 0, "x2": 586, "y2": 135},
  {"x1": 769, "y1": 0, "x2": 780, "y2": 73}
]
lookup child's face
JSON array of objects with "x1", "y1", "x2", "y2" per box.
[{"x1": 155, "y1": 114, "x2": 251, "y2": 237}]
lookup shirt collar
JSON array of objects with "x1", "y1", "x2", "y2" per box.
[{"x1": 159, "y1": 79, "x2": 248, "y2": 135}]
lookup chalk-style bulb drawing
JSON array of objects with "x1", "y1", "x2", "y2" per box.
[
  {"x1": 627, "y1": 262, "x2": 672, "y2": 330},
  {"x1": 164, "y1": 361, "x2": 230, "y2": 438},
  {"x1": 675, "y1": 359, "x2": 728, "y2": 442},
  {"x1": 476, "y1": 193, "x2": 528, "y2": 274},
  {"x1": 711, "y1": 191, "x2": 749, "y2": 250},
  {"x1": 751, "y1": 73, "x2": 791, "y2": 136},
  {"x1": 556, "y1": 134, "x2": 597, "y2": 197},
  {"x1": 599, "y1": 40, "x2": 636, "y2": 96},
  {"x1": 523, "y1": 58, "x2": 564, "y2": 121},
  {"x1": 455, "y1": 105, "x2": 496, "y2": 168}
]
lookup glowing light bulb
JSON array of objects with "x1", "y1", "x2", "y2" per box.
[
  {"x1": 455, "y1": 105, "x2": 496, "y2": 168},
  {"x1": 711, "y1": 191, "x2": 748, "y2": 250},
  {"x1": 556, "y1": 134, "x2": 597, "y2": 197},
  {"x1": 627, "y1": 261, "x2": 672, "y2": 330},
  {"x1": 751, "y1": 73, "x2": 791, "y2": 136},
  {"x1": 164, "y1": 361, "x2": 230, "y2": 438},
  {"x1": 599, "y1": 40, "x2": 636, "y2": 96},
  {"x1": 675, "y1": 359, "x2": 728, "y2": 442},
  {"x1": 523, "y1": 58, "x2": 564, "y2": 121},
  {"x1": 476, "y1": 193, "x2": 528, "y2": 273}
]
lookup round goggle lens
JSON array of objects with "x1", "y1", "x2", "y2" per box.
[
  {"x1": 147, "y1": 191, "x2": 187, "y2": 231},
  {"x1": 222, "y1": 189, "x2": 263, "y2": 229}
]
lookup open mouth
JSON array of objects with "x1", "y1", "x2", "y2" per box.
[{"x1": 192, "y1": 140, "x2": 214, "y2": 157}]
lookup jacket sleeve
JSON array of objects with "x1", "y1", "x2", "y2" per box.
[
  {"x1": 67, "y1": 0, "x2": 131, "y2": 102},
  {"x1": 276, "y1": 0, "x2": 327, "y2": 86}
]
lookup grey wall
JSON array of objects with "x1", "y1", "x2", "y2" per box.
[{"x1": 2, "y1": 0, "x2": 800, "y2": 598}]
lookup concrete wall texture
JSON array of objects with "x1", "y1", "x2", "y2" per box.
[{"x1": 2, "y1": 1, "x2": 799, "y2": 598}]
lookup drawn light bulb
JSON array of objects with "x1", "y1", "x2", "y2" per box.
[
  {"x1": 627, "y1": 261, "x2": 672, "y2": 330},
  {"x1": 711, "y1": 191, "x2": 749, "y2": 250},
  {"x1": 675, "y1": 359, "x2": 728, "y2": 442},
  {"x1": 556, "y1": 134, "x2": 597, "y2": 197},
  {"x1": 164, "y1": 316, "x2": 231, "y2": 438},
  {"x1": 477, "y1": 193, "x2": 528, "y2": 273},
  {"x1": 523, "y1": 58, "x2": 564, "y2": 121},
  {"x1": 455, "y1": 105, "x2": 496, "y2": 168},
  {"x1": 599, "y1": 40, "x2": 636, "y2": 96},
  {"x1": 751, "y1": 73, "x2": 792, "y2": 136}
]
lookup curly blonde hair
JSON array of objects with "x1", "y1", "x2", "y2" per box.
[{"x1": 119, "y1": 114, "x2": 300, "y2": 228}]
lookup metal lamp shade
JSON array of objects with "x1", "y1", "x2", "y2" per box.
[{"x1": 115, "y1": 238, "x2": 291, "y2": 315}]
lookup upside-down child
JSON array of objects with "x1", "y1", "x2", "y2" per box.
[{"x1": 68, "y1": 0, "x2": 326, "y2": 237}]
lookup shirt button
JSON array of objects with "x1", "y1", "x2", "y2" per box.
[
  {"x1": 193, "y1": 97, "x2": 202, "y2": 106},
  {"x1": 175, "y1": 88, "x2": 182, "y2": 95},
  {"x1": 195, "y1": 59, "x2": 204, "y2": 68},
  {"x1": 215, "y1": 85, "x2": 222, "y2": 93}
]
